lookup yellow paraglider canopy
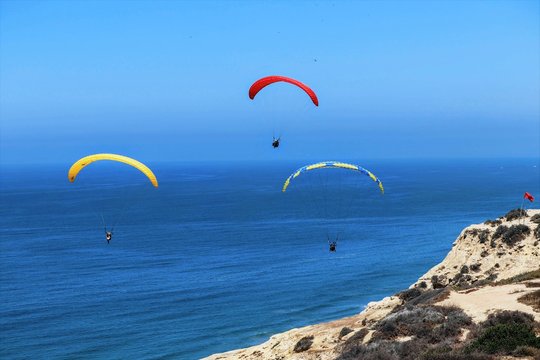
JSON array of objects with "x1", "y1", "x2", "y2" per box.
[{"x1": 68, "y1": 154, "x2": 158, "y2": 187}]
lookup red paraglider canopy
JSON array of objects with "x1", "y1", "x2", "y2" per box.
[{"x1": 249, "y1": 76, "x2": 319, "y2": 106}]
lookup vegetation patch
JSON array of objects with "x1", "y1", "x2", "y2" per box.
[
  {"x1": 466, "y1": 311, "x2": 540, "y2": 355},
  {"x1": 342, "y1": 328, "x2": 368, "y2": 345},
  {"x1": 464, "y1": 229, "x2": 490, "y2": 243},
  {"x1": 530, "y1": 213, "x2": 540, "y2": 224},
  {"x1": 452, "y1": 271, "x2": 473, "y2": 288},
  {"x1": 517, "y1": 289, "x2": 540, "y2": 311},
  {"x1": 399, "y1": 288, "x2": 422, "y2": 302},
  {"x1": 492, "y1": 225, "x2": 508, "y2": 240},
  {"x1": 335, "y1": 306, "x2": 540, "y2": 360},
  {"x1": 399, "y1": 288, "x2": 450, "y2": 307},
  {"x1": 469, "y1": 263, "x2": 481, "y2": 272},
  {"x1": 535, "y1": 224, "x2": 540, "y2": 240},
  {"x1": 512, "y1": 345, "x2": 540, "y2": 358},
  {"x1": 336, "y1": 337, "x2": 459, "y2": 360},
  {"x1": 422, "y1": 352, "x2": 493, "y2": 360},
  {"x1": 431, "y1": 275, "x2": 447, "y2": 289},
  {"x1": 504, "y1": 208, "x2": 528, "y2": 221},
  {"x1": 492, "y1": 224, "x2": 530, "y2": 246},
  {"x1": 293, "y1": 335, "x2": 314, "y2": 352},
  {"x1": 337, "y1": 335, "x2": 490, "y2": 360},
  {"x1": 484, "y1": 219, "x2": 501, "y2": 227},
  {"x1": 338, "y1": 327, "x2": 354, "y2": 339},
  {"x1": 477, "y1": 230, "x2": 489, "y2": 244},
  {"x1": 373, "y1": 305, "x2": 471, "y2": 343},
  {"x1": 481, "y1": 310, "x2": 536, "y2": 328},
  {"x1": 467, "y1": 323, "x2": 540, "y2": 354},
  {"x1": 495, "y1": 268, "x2": 540, "y2": 285}
]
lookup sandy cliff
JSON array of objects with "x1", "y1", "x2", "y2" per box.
[
  {"x1": 205, "y1": 209, "x2": 540, "y2": 360},
  {"x1": 414, "y1": 209, "x2": 540, "y2": 290}
]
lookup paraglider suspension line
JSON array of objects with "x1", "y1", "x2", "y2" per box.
[{"x1": 100, "y1": 213, "x2": 107, "y2": 232}]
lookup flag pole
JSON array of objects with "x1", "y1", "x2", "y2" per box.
[{"x1": 520, "y1": 196, "x2": 525, "y2": 224}]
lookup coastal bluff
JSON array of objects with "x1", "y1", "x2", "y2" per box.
[{"x1": 204, "y1": 209, "x2": 540, "y2": 360}]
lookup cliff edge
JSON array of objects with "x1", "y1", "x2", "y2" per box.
[{"x1": 205, "y1": 209, "x2": 540, "y2": 360}]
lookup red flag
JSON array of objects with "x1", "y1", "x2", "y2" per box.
[{"x1": 524, "y1": 192, "x2": 534, "y2": 202}]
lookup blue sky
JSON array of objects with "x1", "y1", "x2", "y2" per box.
[{"x1": 1, "y1": 0, "x2": 539, "y2": 164}]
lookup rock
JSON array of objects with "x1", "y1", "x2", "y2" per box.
[{"x1": 293, "y1": 336, "x2": 314, "y2": 352}]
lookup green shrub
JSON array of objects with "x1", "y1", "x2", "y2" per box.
[
  {"x1": 452, "y1": 272, "x2": 472, "y2": 287},
  {"x1": 431, "y1": 275, "x2": 446, "y2": 289},
  {"x1": 481, "y1": 310, "x2": 535, "y2": 329},
  {"x1": 341, "y1": 328, "x2": 369, "y2": 346},
  {"x1": 517, "y1": 289, "x2": 540, "y2": 311},
  {"x1": 373, "y1": 306, "x2": 471, "y2": 342},
  {"x1": 495, "y1": 268, "x2": 540, "y2": 285},
  {"x1": 422, "y1": 352, "x2": 492, "y2": 360},
  {"x1": 484, "y1": 219, "x2": 501, "y2": 227},
  {"x1": 470, "y1": 263, "x2": 481, "y2": 272},
  {"x1": 478, "y1": 230, "x2": 490, "y2": 243},
  {"x1": 465, "y1": 229, "x2": 491, "y2": 243},
  {"x1": 505, "y1": 208, "x2": 528, "y2": 221},
  {"x1": 512, "y1": 345, "x2": 540, "y2": 357},
  {"x1": 405, "y1": 288, "x2": 449, "y2": 306},
  {"x1": 339, "y1": 327, "x2": 354, "y2": 339},
  {"x1": 337, "y1": 339, "x2": 428, "y2": 360},
  {"x1": 530, "y1": 213, "x2": 540, "y2": 224},
  {"x1": 492, "y1": 224, "x2": 530, "y2": 246},
  {"x1": 399, "y1": 288, "x2": 422, "y2": 302},
  {"x1": 492, "y1": 225, "x2": 508, "y2": 240},
  {"x1": 467, "y1": 323, "x2": 540, "y2": 354}
]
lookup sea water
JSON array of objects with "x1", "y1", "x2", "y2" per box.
[{"x1": 1, "y1": 159, "x2": 538, "y2": 359}]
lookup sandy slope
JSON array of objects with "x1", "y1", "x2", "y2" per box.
[{"x1": 438, "y1": 282, "x2": 540, "y2": 323}]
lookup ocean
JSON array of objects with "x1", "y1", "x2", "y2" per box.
[{"x1": 1, "y1": 159, "x2": 538, "y2": 359}]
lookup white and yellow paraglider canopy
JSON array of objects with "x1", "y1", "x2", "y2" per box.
[{"x1": 68, "y1": 154, "x2": 158, "y2": 187}]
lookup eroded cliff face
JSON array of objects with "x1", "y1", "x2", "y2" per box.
[
  {"x1": 205, "y1": 210, "x2": 540, "y2": 360},
  {"x1": 414, "y1": 209, "x2": 540, "y2": 290},
  {"x1": 204, "y1": 295, "x2": 401, "y2": 360}
]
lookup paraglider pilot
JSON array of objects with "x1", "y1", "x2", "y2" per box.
[
  {"x1": 105, "y1": 230, "x2": 112, "y2": 244},
  {"x1": 328, "y1": 235, "x2": 338, "y2": 252},
  {"x1": 329, "y1": 241, "x2": 337, "y2": 252},
  {"x1": 272, "y1": 136, "x2": 280, "y2": 149}
]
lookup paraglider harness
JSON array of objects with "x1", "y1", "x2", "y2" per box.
[
  {"x1": 272, "y1": 137, "x2": 280, "y2": 148},
  {"x1": 105, "y1": 230, "x2": 112, "y2": 244},
  {"x1": 328, "y1": 235, "x2": 338, "y2": 252}
]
